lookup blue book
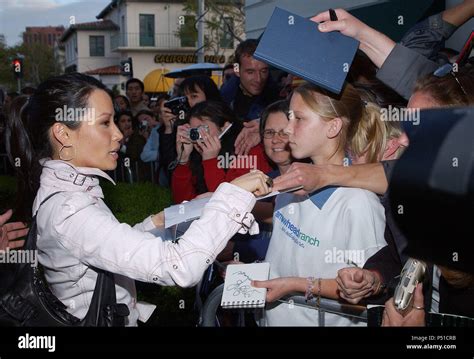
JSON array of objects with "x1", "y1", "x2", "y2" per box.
[{"x1": 254, "y1": 7, "x2": 359, "y2": 94}]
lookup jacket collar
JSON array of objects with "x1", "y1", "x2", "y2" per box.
[{"x1": 39, "y1": 158, "x2": 115, "y2": 198}]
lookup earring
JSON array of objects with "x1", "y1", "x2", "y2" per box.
[{"x1": 59, "y1": 145, "x2": 75, "y2": 161}]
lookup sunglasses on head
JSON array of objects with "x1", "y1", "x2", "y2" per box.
[{"x1": 433, "y1": 63, "x2": 468, "y2": 96}]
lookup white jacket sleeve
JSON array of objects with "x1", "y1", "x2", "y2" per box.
[{"x1": 47, "y1": 182, "x2": 256, "y2": 287}]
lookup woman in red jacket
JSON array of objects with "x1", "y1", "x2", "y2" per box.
[{"x1": 172, "y1": 101, "x2": 272, "y2": 203}]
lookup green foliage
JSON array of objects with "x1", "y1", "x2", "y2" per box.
[
  {"x1": 0, "y1": 39, "x2": 60, "y2": 90},
  {"x1": 100, "y1": 180, "x2": 172, "y2": 224},
  {"x1": 177, "y1": 0, "x2": 244, "y2": 55},
  {"x1": 0, "y1": 175, "x2": 17, "y2": 212}
]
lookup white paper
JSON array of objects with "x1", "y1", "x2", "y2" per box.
[
  {"x1": 164, "y1": 197, "x2": 211, "y2": 228},
  {"x1": 221, "y1": 262, "x2": 270, "y2": 308},
  {"x1": 164, "y1": 186, "x2": 304, "y2": 228}
]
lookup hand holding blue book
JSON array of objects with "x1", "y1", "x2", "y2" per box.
[{"x1": 254, "y1": 7, "x2": 359, "y2": 94}]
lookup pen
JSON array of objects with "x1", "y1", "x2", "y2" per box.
[
  {"x1": 218, "y1": 123, "x2": 233, "y2": 140},
  {"x1": 329, "y1": 8, "x2": 338, "y2": 21}
]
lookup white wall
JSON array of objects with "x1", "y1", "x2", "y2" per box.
[{"x1": 76, "y1": 30, "x2": 120, "y2": 73}]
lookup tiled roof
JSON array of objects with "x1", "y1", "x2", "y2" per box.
[
  {"x1": 61, "y1": 20, "x2": 119, "y2": 42},
  {"x1": 85, "y1": 65, "x2": 121, "y2": 75}
]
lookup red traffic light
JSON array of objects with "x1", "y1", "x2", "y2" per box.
[{"x1": 12, "y1": 58, "x2": 23, "y2": 78}]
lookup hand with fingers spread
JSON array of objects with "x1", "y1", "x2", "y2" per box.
[
  {"x1": 0, "y1": 209, "x2": 29, "y2": 250},
  {"x1": 336, "y1": 267, "x2": 383, "y2": 304},
  {"x1": 234, "y1": 120, "x2": 261, "y2": 156},
  {"x1": 230, "y1": 170, "x2": 272, "y2": 197},
  {"x1": 194, "y1": 128, "x2": 221, "y2": 161},
  {"x1": 382, "y1": 283, "x2": 425, "y2": 327},
  {"x1": 176, "y1": 124, "x2": 193, "y2": 164}
]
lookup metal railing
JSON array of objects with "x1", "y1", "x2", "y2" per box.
[
  {"x1": 111, "y1": 32, "x2": 195, "y2": 50},
  {"x1": 106, "y1": 159, "x2": 159, "y2": 184},
  {"x1": 198, "y1": 282, "x2": 368, "y2": 327}
]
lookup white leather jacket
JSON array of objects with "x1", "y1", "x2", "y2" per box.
[{"x1": 33, "y1": 159, "x2": 257, "y2": 326}]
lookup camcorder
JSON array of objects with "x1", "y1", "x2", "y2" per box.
[
  {"x1": 187, "y1": 125, "x2": 209, "y2": 142},
  {"x1": 393, "y1": 258, "x2": 427, "y2": 314},
  {"x1": 164, "y1": 96, "x2": 190, "y2": 117}
]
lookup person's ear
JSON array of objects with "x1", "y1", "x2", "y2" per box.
[
  {"x1": 327, "y1": 117, "x2": 343, "y2": 139},
  {"x1": 382, "y1": 138, "x2": 402, "y2": 160},
  {"x1": 51, "y1": 123, "x2": 72, "y2": 146}
]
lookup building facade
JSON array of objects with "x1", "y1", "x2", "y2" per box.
[
  {"x1": 23, "y1": 26, "x2": 65, "y2": 47},
  {"x1": 61, "y1": 0, "x2": 243, "y2": 93}
]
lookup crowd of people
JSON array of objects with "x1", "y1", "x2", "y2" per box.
[{"x1": 0, "y1": 2, "x2": 473, "y2": 328}]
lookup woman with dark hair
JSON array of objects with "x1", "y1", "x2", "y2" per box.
[
  {"x1": 180, "y1": 76, "x2": 223, "y2": 108},
  {"x1": 172, "y1": 101, "x2": 272, "y2": 204},
  {"x1": 114, "y1": 95, "x2": 130, "y2": 112},
  {"x1": 5, "y1": 73, "x2": 272, "y2": 326}
]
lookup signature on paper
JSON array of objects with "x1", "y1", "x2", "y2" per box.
[{"x1": 226, "y1": 271, "x2": 258, "y2": 298}]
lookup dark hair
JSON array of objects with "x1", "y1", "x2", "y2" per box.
[
  {"x1": 180, "y1": 76, "x2": 223, "y2": 104},
  {"x1": 115, "y1": 110, "x2": 138, "y2": 130},
  {"x1": 413, "y1": 65, "x2": 474, "y2": 106},
  {"x1": 185, "y1": 101, "x2": 243, "y2": 194},
  {"x1": 234, "y1": 39, "x2": 259, "y2": 65},
  {"x1": 135, "y1": 109, "x2": 155, "y2": 119},
  {"x1": 223, "y1": 63, "x2": 234, "y2": 71},
  {"x1": 259, "y1": 100, "x2": 289, "y2": 136},
  {"x1": 6, "y1": 73, "x2": 110, "y2": 221},
  {"x1": 114, "y1": 94, "x2": 130, "y2": 109},
  {"x1": 125, "y1": 78, "x2": 144, "y2": 93},
  {"x1": 156, "y1": 93, "x2": 170, "y2": 105}
]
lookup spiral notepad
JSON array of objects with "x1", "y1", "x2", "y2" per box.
[{"x1": 221, "y1": 262, "x2": 270, "y2": 309}]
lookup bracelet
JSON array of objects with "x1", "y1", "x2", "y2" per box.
[
  {"x1": 305, "y1": 277, "x2": 315, "y2": 302},
  {"x1": 316, "y1": 278, "x2": 321, "y2": 308},
  {"x1": 178, "y1": 160, "x2": 189, "y2": 165}
]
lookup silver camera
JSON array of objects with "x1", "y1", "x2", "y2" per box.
[
  {"x1": 187, "y1": 125, "x2": 209, "y2": 142},
  {"x1": 393, "y1": 258, "x2": 427, "y2": 313}
]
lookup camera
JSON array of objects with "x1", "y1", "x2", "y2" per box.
[
  {"x1": 393, "y1": 258, "x2": 427, "y2": 313},
  {"x1": 164, "y1": 96, "x2": 190, "y2": 116},
  {"x1": 138, "y1": 120, "x2": 149, "y2": 131},
  {"x1": 187, "y1": 125, "x2": 209, "y2": 142}
]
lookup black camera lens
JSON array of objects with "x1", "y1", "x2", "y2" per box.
[{"x1": 189, "y1": 128, "x2": 200, "y2": 141}]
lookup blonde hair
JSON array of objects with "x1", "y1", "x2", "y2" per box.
[{"x1": 293, "y1": 83, "x2": 387, "y2": 163}]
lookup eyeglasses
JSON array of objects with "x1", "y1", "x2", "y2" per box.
[
  {"x1": 433, "y1": 63, "x2": 468, "y2": 96},
  {"x1": 262, "y1": 129, "x2": 289, "y2": 139}
]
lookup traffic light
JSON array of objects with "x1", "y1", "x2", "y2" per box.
[
  {"x1": 12, "y1": 58, "x2": 23, "y2": 79},
  {"x1": 120, "y1": 57, "x2": 133, "y2": 78}
]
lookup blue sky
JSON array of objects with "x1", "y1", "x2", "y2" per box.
[{"x1": 0, "y1": 0, "x2": 110, "y2": 46}]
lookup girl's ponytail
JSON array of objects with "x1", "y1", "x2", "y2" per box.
[{"x1": 349, "y1": 101, "x2": 387, "y2": 164}]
